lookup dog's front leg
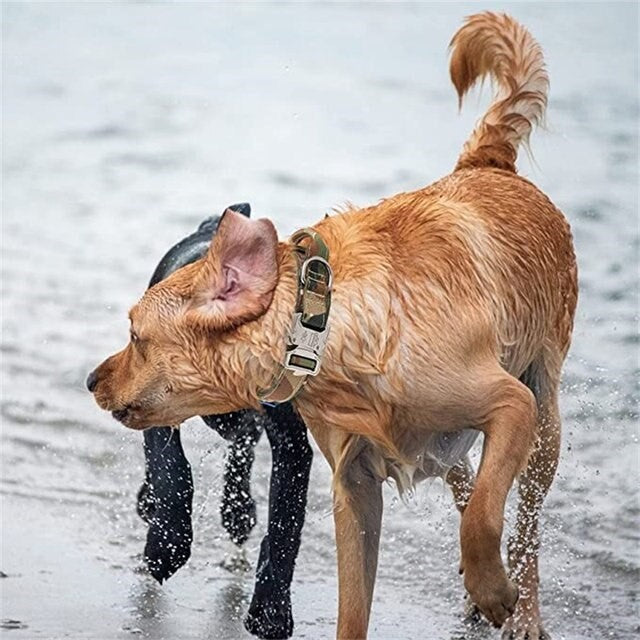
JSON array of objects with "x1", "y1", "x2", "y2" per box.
[
  {"x1": 244, "y1": 403, "x2": 312, "y2": 640},
  {"x1": 332, "y1": 439, "x2": 383, "y2": 640},
  {"x1": 460, "y1": 376, "x2": 537, "y2": 628},
  {"x1": 139, "y1": 426, "x2": 194, "y2": 583}
]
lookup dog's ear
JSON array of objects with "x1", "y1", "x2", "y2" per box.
[{"x1": 187, "y1": 209, "x2": 279, "y2": 331}]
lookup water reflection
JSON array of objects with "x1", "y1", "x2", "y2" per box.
[
  {"x1": 205, "y1": 576, "x2": 250, "y2": 640},
  {"x1": 124, "y1": 576, "x2": 172, "y2": 639}
]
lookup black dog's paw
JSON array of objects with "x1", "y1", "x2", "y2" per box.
[
  {"x1": 143, "y1": 516, "x2": 192, "y2": 584},
  {"x1": 244, "y1": 593, "x2": 293, "y2": 640},
  {"x1": 221, "y1": 493, "x2": 257, "y2": 547},
  {"x1": 136, "y1": 481, "x2": 156, "y2": 524}
]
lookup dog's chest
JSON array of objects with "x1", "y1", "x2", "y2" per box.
[{"x1": 384, "y1": 428, "x2": 479, "y2": 493}]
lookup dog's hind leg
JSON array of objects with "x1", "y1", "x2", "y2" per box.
[
  {"x1": 459, "y1": 372, "x2": 538, "y2": 629},
  {"x1": 502, "y1": 363, "x2": 562, "y2": 640},
  {"x1": 446, "y1": 456, "x2": 475, "y2": 513}
]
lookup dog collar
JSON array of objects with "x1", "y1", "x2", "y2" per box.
[{"x1": 258, "y1": 228, "x2": 333, "y2": 405}]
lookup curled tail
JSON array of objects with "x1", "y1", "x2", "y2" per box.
[{"x1": 450, "y1": 12, "x2": 549, "y2": 173}]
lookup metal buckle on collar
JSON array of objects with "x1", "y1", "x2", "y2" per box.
[
  {"x1": 257, "y1": 227, "x2": 332, "y2": 404},
  {"x1": 284, "y1": 313, "x2": 329, "y2": 377},
  {"x1": 300, "y1": 256, "x2": 333, "y2": 290}
]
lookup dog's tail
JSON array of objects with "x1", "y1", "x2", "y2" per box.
[{"x1": 449, "y1": 12, "x2": 548, "y2": 173}]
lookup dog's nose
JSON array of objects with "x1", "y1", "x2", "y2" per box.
[{"x1": 86, "y1": 369, "x2": 99, "y2": 392}]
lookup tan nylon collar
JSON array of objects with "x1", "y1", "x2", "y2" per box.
[{"x1": 258, "y1": 229, "x2": 332, "y2": 405}]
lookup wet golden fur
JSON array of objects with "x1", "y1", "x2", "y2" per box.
[{"x1": 90, "y1": 13, "x2": 577, "y2": 640}]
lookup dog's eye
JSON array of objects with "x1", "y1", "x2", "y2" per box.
[{"x1": 130, "y1": 331, "x2": 139, "y2": 344}]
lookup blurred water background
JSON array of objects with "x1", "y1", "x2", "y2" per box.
[{"x1": 1, "y1": 2, "x2": 638, "y2": 639}]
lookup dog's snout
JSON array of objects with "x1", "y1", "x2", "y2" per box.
[{"x1": 86, "y1": 369, "x2": 99, "y2": 392}]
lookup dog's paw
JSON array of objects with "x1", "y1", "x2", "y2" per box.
[
  {"x1": 465, "y1": 570, "x2": 519, "y2": 628},
  {"x1": 244, "y1": 593, "x2": 293, "y2": 640},
  {"x1": 501, "y1": 609, "x2": 550, "y2": 640},
  {"x1": 143, "y1": 516, "x2": 192, "y2": 583},
  {"x1": 221, "y1": 492, "x2": 257, "y2": 547}
]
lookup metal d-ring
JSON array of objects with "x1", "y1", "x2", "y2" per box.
[{"x1": 299, "y1": 256, "x2": 333, "y2": 290}]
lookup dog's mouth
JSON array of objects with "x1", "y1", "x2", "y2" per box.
[
  {"x1": 111, "y1": 404, "x2": 145, "y2": 429},
  {"x1": 110, "y1": 402, "x2": 181, "y2": 430},
  {"x1": 111, "y1": 407, "x2": 131, "y2": 422}
]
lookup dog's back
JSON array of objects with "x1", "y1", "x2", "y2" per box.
[{"x1": 306, "y1": 12, "x2": 578, "y2": 447}]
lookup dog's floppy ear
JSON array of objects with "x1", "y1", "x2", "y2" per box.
[{"x1": 187, "y1": 209, "x2": 279, "y2": 331}]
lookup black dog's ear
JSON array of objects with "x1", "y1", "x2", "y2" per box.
[
  {"x1": 197, "y1": 217, "x2": 218, "y2": 235},
  {"x1": 226, "y1": 202, "x2": 251, "y2": 218},
  {"x1": 198, "y1": 203, "x2": 250, "y2": 234}
]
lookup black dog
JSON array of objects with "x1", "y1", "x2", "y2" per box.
[{"x1": 135, "y1": 204, "x2": 313, "y2": 639}]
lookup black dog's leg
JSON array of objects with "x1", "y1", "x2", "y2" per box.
[
  {"x1": 138, "y1": 426, "x2": 194, "y2": 583},
  {"x1": 201, "y1": 412, "x2": 262, "y2": 568},
  {"x1": 221, "y1": 425, "x2": 261, "y2": 547},
  {"x1": 245, "y1": 404, "x2": 312, "y2": 640}
]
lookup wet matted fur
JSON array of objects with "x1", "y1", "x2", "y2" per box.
[{"x1": 89, "y1": 13, "x2": 577, "y2": 640}]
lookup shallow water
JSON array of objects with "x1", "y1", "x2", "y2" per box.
[{"x1": 1, "y1": 2, "x2": 638, "y2": 639}]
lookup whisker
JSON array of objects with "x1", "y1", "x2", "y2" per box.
[{"x1": 160, "y1": 425, "x2": 177, "y2": 453}]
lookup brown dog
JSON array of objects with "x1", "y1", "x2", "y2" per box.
[{"x1": 89, "y1": 12, "x2": 577, "y2": 640}]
